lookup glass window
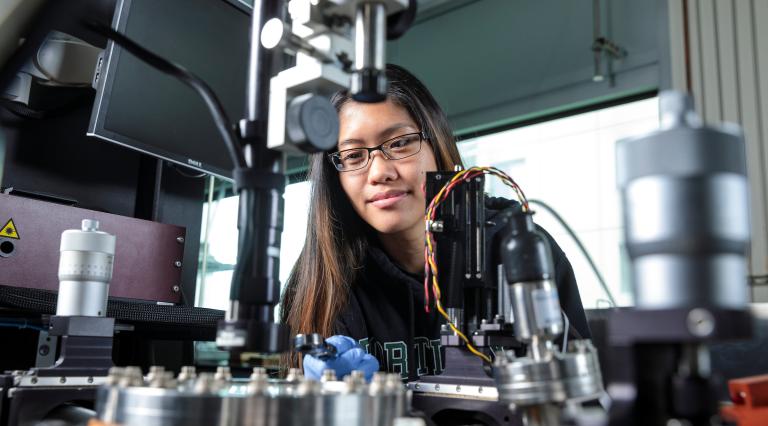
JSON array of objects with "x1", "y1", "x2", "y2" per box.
[
  {"x1": 196, "y1": 180, "x2": 312, "y2": 310},
  {"x1": 196, "y1": 96, "x2": 660, "y2": 313},
  {"x1": 458, "y1": 96, "x2": 660, "y2": 308}
]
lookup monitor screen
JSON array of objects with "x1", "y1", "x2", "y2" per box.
[{"x1": 88, "y1": 0, "x2": 252, "y2": 179}]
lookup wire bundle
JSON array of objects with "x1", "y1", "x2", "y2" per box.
[{"x1": 423, "y1": 166, "x2": 529, "y2": 363}]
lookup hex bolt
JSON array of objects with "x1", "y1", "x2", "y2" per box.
[
  {"x1": 214, "y1": 366, "x2": 232, "y2": 381},
  {"x1": 120, "y1": 366, "x2": 144, "y2": 387},
  {"x1": 286, "y1": 368, "x2": 303, "y2": 382},
  {"x1": 147, "y1": 366, "x2": 165, "y2": 382},
  {"x1": 351, "y1": 370, "x2": 365, "y2": 379},
  {"x1": 106, "y1": 367, "x2": 124, "y2": 386},
  {"x1": 247, "y1": 367, "x2": 268, "y2": 394},
  {"x1": 154, "y1": 371, "x2": 177, "y2": 389},
  {"x1": 178, "y1": 366, "x2": 197, "y2": 382},
  {"x1": 250, "y1": 367, "x2": 267, "y2": 379},
  {"x1": 321, "y1": 369, "x2": 337, "y2": 382},
  {"x1": 297, "y1": 376, "x2": 320, "y2": 396},
  {"x1": 344, "y1": 371, "x2": 366, "y2": 392},
  {"x1": 194, "y1": 373, "x2": 215, "y2": 394}
]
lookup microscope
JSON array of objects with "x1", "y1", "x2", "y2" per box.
[
  {"x1": 214, "y1": 0, "x2": 417, "y2": 365},
  {"x1": 405, "y1": 168, "x2": 604, "y2": 426},
  {"x1": 81, "y1": 0, "x2": 423, "y2": 424}
]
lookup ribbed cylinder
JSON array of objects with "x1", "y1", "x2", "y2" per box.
[
  {"x1": 56, "y1": 219, "x2": 116, "y2": 316},
  {"x1": 617, "y1": 91, "x2": 749, "y2": 309}
]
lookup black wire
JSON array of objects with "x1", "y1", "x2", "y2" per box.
[
  {"x1": 229, "y1": 190, "x2": 256, "y2": 299},
  {"x1": 82, "y1": 20, "x2": 246, "y2": 169},
  {"x1": 528, "y1": 199, "x2": 617, "y2": 307}
]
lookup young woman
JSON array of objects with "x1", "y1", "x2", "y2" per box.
[{"x1": 280, "y1": 64, "x2": 590, "y2": 381}]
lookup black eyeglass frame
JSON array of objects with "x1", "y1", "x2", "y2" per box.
[{"x1": 327, "y1": 131, "x2": 428, "y2": 172}]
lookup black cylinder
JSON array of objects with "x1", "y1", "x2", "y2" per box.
[{"x1": 501, "y1": 211, "x2": 554, "y2": 284}]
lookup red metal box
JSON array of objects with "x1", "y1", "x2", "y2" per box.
[{"x1": 0, "y1": 193, "x2": 185, "y2": 303}]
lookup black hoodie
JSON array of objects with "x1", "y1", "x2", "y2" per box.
[{"x1": 333, "y1": 197, "x2": 591, "y2": 380}]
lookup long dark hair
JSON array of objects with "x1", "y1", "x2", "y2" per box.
[{"x1": 280, "y1": 64, "x2": 463, "y2": 364}]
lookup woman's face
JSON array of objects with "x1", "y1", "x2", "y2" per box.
[{"x1": 336, "y1": 99, "x2": 439, "y2": 237}]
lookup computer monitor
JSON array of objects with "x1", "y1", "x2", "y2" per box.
[{"x1": 88, "y1": 0, "x2": 252, "y2": 179}]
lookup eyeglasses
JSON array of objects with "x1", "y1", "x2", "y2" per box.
[{"x1": 328, "y1": 132, "x2": 427, "y2": 172}]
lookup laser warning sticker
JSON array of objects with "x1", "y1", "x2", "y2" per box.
[{"x1": 1, "y1": 219, "x2": 19, "y2": 239}]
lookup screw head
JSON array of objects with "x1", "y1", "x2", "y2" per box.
[
  {"x1": 174, "y1": 260, "x2": 182, "y2": 268},
  {"x1": 176, "y1": 236, "x2": 185, "y2": 244},
  {"x1": 687, "y1": 308, "x2": 715, "y2": 337},
  {"x1": 172, "y1": 285, "x2": 180, "y2": 293}
]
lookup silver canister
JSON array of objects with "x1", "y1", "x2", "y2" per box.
[
  {"x1": 56, "y1": 219, "x2": 116, "y2": 316},
  {"x1": 617, "y1": 92, "x2": 750, "y2": 309}
]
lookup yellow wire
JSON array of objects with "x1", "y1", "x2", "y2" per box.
[{"x1": 425, "y1": 166, "x2": 530, "y2": 365}]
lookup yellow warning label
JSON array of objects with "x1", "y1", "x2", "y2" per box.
[{"x1": 1, "y1": 219, "x2": 19, "y2": 240}]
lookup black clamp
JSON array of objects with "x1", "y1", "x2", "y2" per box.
[
  {"x1": 233, "y1": 167, "x2": 286, "y2": 193},
  {"x1": 294, "y1": 333, "x2": 338, "y2": 361}
]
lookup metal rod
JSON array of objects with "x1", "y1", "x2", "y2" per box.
[{"x1": 246, "y1": 0, "x2": 266, "y2": 123}]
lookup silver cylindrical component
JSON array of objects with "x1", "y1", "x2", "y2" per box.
[
  {"x1": 494, "y1": 340, "x2": 603, "y2": 408},
  {"x1": 351, "y1": 2, "x2": 387, "y2": 102},
  {"x1": 95, "y1": 374, "x2": 409, "y2": 426},
  {"x1": 510, "y1": 280, "x2": 563, "y2": 343},
  {"x1": 617, "y1": 91, "x2": 749, "y2": 309},
  {"x1": 56, "y1": 219, "x2": 116, "y2": 317},
  {"x1": 178, "y1": 366, "x2": 197, "y2": 382},
  {"x1": 354, "y1": 3, "x2": 385, "y2": 71}
]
